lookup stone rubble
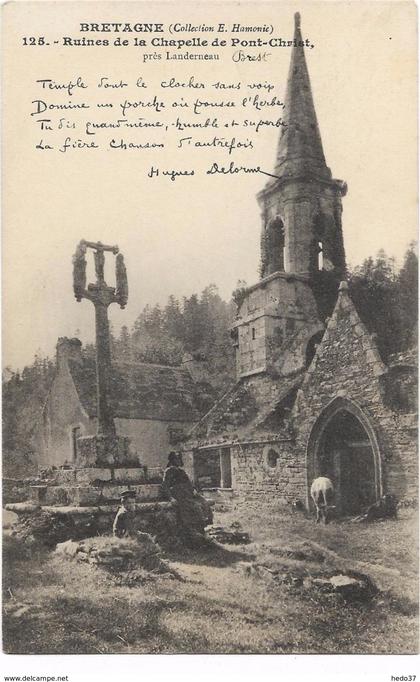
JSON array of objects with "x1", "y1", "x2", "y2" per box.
[
  {"x1": 206, "y1": 523, "x2": 250, "y2": 545},
  {"x1": 55, "y1": 533, "x2": 163, "y2": 572}
]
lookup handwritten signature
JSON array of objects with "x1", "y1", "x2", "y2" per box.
[{"x1": 147, "y1": 162, "x2": 261, "y2": 180}]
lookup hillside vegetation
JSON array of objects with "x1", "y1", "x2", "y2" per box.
[{"x1": 2, "y1": 246, "x2": 417, "y2": 475}]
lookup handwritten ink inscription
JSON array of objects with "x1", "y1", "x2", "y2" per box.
[{"x1": 29, "y1": 75, "x2": 286, "y2": 179}]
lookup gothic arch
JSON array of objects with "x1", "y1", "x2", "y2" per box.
[
  {"x1": 261, "y1": 215, "x2": 285, "y2": 276},
  {"x1": 263, "y1": 444, "x2": 281, "y2": 470},
  {"x1": 305, "y1": 396, "x2": 383, "y2": 513},
  {"x1": 310, "y1": 213, "x2": 326, "y2": 273}
]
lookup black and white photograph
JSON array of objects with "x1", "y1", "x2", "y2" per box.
[{"x1": 2, "y1": 0, "x2": 418, "y2": 674}]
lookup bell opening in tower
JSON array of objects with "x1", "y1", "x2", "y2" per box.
[
  {"x1": 260, "y1": 216, "x2": 285, "y2": 278},
  {"x1": 318, "y1": 241, "x2": 324, "y2": 271}
]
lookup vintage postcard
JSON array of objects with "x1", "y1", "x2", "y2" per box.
[{"x1": 2, "y1": 0, "x2": 418, "y2": 674}]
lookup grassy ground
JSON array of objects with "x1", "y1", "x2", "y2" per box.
[{"x1": 3, "y1": 504, "x2": 418, "y2": 654}]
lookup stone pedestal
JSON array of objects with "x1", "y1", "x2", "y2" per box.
[
  {"x1": 6, "y1": 499, "x2": 177, "y2": 546},
  {"x1": 6, "y1": 462, "x2": 172, "y2": 544},
  {"x1": 9, "y1": 242, "x2": 181, "y2": 545},
  {"x1": 75, "y1": 434, "x2": 138, "y2": 468},
  {"x1": 29, "y1": 480, "x2": 162, "y2": 507},
  {"x1": 27, "y1": 463, "x2": 159, "y2": 506}
]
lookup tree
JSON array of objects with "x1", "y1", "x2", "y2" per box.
[
  {"x1": 2, "y1": 354, "x2": 55, "y2": 476},
  {"x1": 182, "y1": 294, "x2": 205, "y2": 352},
  {"x1": 131, "y1": 301, "x2": 183, "y2": 365},
  {"x1": 114, "y1": 325, "x2": 132, "y2": 361},
  {"x1": 348, "y1": 246, "x2": 418, "y2": 360},
  {"x1": 397, "y1": 243, "x2": 418, "y2": 349},
  {"x1": 163, "y1": 295, "x2": 183, "y2": 341}
]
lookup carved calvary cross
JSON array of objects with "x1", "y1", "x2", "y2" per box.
[{"x1": 72, "y1": 239, "x2": 128, "y2": 438}]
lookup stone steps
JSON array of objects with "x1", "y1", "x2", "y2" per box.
[
  {"x1": 29, "y1": 482, "x2": 162, "y2": 507},
  {"x1": 6, "y1": 500, "x2": 174, "y2": 516},
  {"x1": 52, "y1": 466, "x2": 147, "y2": 486}
]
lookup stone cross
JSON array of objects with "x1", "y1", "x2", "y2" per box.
[{"x1": 72, "y1": 239, "x2": 128, "y2": 438}]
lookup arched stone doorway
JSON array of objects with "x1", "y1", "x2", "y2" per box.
[{"x1": 306, "y1": 398, "x2": 382, "y2": 516}]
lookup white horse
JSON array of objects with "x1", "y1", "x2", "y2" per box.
[{"x1": 310, "y1": 476, "x2": 335, "y2": 524}]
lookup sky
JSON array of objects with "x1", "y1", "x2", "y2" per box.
[{"x1": 3, "y1": 0, "x2": 417, "y2": 370}]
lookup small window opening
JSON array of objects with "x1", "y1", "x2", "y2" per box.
[
  {"x1": 252, "y1": 327, "x2": 256, "y2": 340},
  {"x1": 274, "y1": 326, "x2": 284, "y2": 346},
  {"x1": 267, "y1": 449, "x2": 279, "y2": 468},
  {"x1": 286, "y1": 318, "x2": 295, "y2": 335},
  {"x1": 220, "y1": 448, "x2": 232, "y2": 488},
  {"x1": 305, "y1": 330, "x2": 325, "y2": 368},
  {"x1": 318, "y1": 242, "x2": 324, "y2": 271},
  {"x1": 72, "y1": 426, "x2": 81, "y2": 462}
]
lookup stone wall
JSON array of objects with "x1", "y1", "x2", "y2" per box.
[
  {"x1": 293, "y1": 284, "x2": 418, "y2": 503},
  {"x1": 183, "y1": 438, "x2": 306, "y2": 504},
  {"x1": 229, "y1": 440, "x2": 305, "y2": 503},
  {"x1": 3, "y1": 478, "x2": 32, "y2": 504},
  {"x1": 188, "y1": 285, "x2": 417, "y2": 508},
  {"x1": 40, "y1": 364, "x2": 93, "y2": 468},
  {"x1": 116, "y1": 418, "x2": 193, "y2": 469},
  {"x1": 257, "y1": 180, "x2": 346, "y2": 279},
  {"x1": 40, "y1": 369, "x2": 193, "y2": 470},
  {"x1": 234, "y1": 272, "x2": 320, "y2": 378}
]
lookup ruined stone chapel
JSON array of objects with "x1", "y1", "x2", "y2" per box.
[{"x1": 183, "y1": 13, "x2": 417, "y2": 514}]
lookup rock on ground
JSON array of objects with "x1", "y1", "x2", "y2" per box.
[
  {"x1": 206, "y1": 523, "x2": 250, "y2": 545},
  {"x1": 304, "y1": 572, "x2": 377, "y2": 601},
  {"x1": 268, "y1": 542, "x2": 325, "y2": 563},
  {"x1": 55, "y1": 533, "x2": 163, "y2": 572},
  {"x1": 238, "y1": 554, "x2": 377, "y2": 602}
]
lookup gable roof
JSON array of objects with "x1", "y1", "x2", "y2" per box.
[
  {"x1": 300, "y1": 281, "x2": 387, "y2": 395},
  {"x1": 67, "y1": 355, "x2": 200, "y2": 422},
  {"x1": 190, "y1": 371, "x2": 303, "y2": 442}
]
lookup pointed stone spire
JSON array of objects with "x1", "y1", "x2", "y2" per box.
[{"x1": 274, "y1": 13, "x2": 331, "y2": 180}]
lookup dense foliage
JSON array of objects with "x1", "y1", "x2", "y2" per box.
[
  {"x1": 2, "y1": 356, "x2": 55, "y2": 475},
  {"x1": 3, "y1": 246, "x2": 417, "y2": 474},
  {"x1": 114, "y1": 285, "x2": 236, "y2": 381},
  {"x1": 348, "y1": 245, "x2": 418, "y2": 360}
]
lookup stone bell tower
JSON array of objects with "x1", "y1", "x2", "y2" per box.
[
  {"x1": 259, "y1": 12, "x2": 347, "y2": 284},
  {"x1": 233, "y1": 13, "x2": 347, "y2": 379}
]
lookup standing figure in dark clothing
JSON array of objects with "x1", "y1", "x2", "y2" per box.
[
  {"x1": 113, "y1": 490, "x2": 136, "y2": 538},
  {"x1": 162, "y1": 452, "x2": 209, "y2": 546}
]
